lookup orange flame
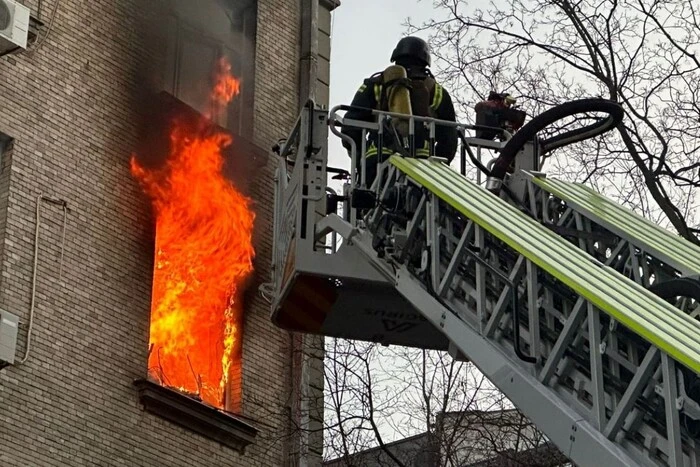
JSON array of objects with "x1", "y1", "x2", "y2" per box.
[
  {"x1": 212, "y1": 58, "x2": 242, "y2": 107},
  {"x1": 131, "y1": 58, "x2": 254, "y2": 409}
]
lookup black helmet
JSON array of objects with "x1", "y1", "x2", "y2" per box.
[{"x1": 391, "y1": 36, "x2": 431, "y2": 67}]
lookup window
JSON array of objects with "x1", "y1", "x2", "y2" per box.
[
  {"x1": 162, "y1": 0, "x2": 257, "y2": 137},
  {"x1": 133, "y1": 1, "x2": 259, "y2": 452},
  {"x1": 0, "y1": 132, "x2": 13, "y2": 296}
]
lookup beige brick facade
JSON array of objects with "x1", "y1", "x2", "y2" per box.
[{"x1": 0, "y1": 0, "x2": 331, "y2": 465}]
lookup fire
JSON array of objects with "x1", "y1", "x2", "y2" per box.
[
  {"x1": 212, "y1": 59, "x2": 241, "y2": 107},
  {"x1": 131, "y1": 58, "x2": 255, "y2": 409}
]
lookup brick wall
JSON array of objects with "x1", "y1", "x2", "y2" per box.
[
  {"x1": 0, "y1": 0, "x2": 305, "y2": 465},
  {"x1": 242, "y1": 0, "x2": 302, "y2": 461}
]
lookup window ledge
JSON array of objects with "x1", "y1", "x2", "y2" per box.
[{"x1": 134, "y1": 379, "x2": 258, "y2": 453}]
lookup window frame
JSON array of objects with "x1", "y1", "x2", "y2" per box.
[{"x1": 133, "y1": 0, "x2": 262, "y2": 451}]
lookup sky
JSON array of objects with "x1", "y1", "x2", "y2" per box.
[
  {"x1": 326, "y1": 0, "x2": 437, "y2": 184},
  {"x1": 322, "y1": 0, "x2": 442, "y2": 445},
  {"x1": 320, "y1": 0, "x2": 700, "y2": 455},
  {"x1": 320, "y1": 2, "x2": 501, "y2": 451},
  {"x1": 328, "y1": 0, "x2": 435, "y2": 106}
]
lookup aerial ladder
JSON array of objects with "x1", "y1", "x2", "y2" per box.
[{"x1": 267, "y1": 96, "x2": 700, "y2": 467}]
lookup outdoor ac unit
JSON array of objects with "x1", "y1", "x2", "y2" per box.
[
  {"x1": 0, "y1": 310, "x2": 19, "y2": 366},
  {"x1": 0, "y1": 0, "x2": 30, "y2": 54}
]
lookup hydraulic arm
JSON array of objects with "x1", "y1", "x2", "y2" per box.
[{"x1": 268, "y1": 100, "x2": 700, "y2": 467}]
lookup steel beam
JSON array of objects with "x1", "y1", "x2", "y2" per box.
[
  {"x1": 438, "y1": 221, "x2": 474, "y2": 297},
  {"x1": 540, "y1": 298, "x2": 587, "y2": 383},
  {"x1": 588, "y1": 303, "x2": 606, "y2": 430},
  {"x1": 662, "y1": 354, "x2": 684, "y2": 467},
  {"x1": 605, "y1": 348, "x2": 660, "y2": 440},
  {"x1": 392, "y1": 266, "x2": 642, "y2": 467}
]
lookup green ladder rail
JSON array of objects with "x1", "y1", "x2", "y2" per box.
[
  {"x1": 392, "y1": 156, "x2": 700, "y2": 375},
  {"x1": 526, "y1": 173, "x2": 700, "y2": 281},
  {"x1": 365, "y1": 155, "x2": 700, "y2": 467},
  {"x1": 517, "y1": 173, "x2": 700, "y2": 453}
]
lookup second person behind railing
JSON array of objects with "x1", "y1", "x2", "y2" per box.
[{"x1": 340, "y1": 36, "x2": 459, "y2": 187}]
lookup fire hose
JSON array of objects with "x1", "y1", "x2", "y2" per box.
[
  {"x1": 484, "y1": 98, "x2": 625, "y2": 192},
  {"x1": 647, "y1": 276, "x2": 700, "y2": 434}
]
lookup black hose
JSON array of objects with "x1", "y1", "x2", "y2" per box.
[
  {"x1": 461, "y1": 245, "x2": 538, "y2": 363},
  {"x1": 490, "y1": 99, "x2": 625, "y2": 180},
  {"x1": 647, "y1": 275, "x2": 700, "y2": 435},
  {"x1": 456, "y1": 131, "x2": 527, "y2": 210},
  {"x1": 648, "y1": 277, "x2": 700, "y2": 304},
  {"x1": 510, "y1": 286, "x2": 538, "y2": 363},
  {"x1": 460, "y1": 132, "x2": 492, "y2": 177}
]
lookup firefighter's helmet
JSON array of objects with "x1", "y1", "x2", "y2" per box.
[{"x1": 391, "y1": 36, "x2": 431, "y2": 68}]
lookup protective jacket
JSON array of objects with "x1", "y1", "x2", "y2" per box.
[{"x1": 341, "y1": 66, "x2": 458, "y2": 185}]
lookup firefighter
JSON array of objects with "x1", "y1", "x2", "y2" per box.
[{"x1": 341, "y1": 36, "x2": 458, "y2": 187}]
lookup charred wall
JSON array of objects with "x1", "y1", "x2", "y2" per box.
[{"x1": 0, "y1": 0, "x2": 318, "y2": 465}]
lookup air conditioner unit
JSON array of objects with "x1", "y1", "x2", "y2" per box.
[{"x1": 0, "y1": 0, "x2": 30, "y2": 54}]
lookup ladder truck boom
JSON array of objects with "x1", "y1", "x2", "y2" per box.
[{"x1": 268, "y1": 99, "x2": 700, "y2": 467}]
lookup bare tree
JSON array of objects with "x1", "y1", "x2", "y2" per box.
[
  {"x1": 322, "y1": 340, "x2": 570, "y2": 466},
  {"x1": 323, "y1": 340, "x2": 412, "y2": 466},
  {"x1": 408, "y1": 0, "x2": 700, "y2": 242}
]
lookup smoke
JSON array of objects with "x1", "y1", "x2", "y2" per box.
[{"x1": 131, "y1": 0, "x2": 260, "y2": 195}]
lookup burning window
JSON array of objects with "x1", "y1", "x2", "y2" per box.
[{"x1": 131, "y1": 58, "x2": 255, "y2": 412}]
